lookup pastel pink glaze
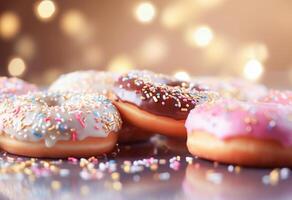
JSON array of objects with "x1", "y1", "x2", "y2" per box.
[
  {"x1": 185, "y1": 98, "x2": 292, "y2": 146},
  {"x1": 0, "y1": 77, "x2": 37, "y2": 98},
  {"x1": 259, "y1": 90, "x2": 292, "y2": 105}
]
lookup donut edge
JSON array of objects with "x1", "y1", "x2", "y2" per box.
[
  {"x1": 113, "y1": 101, "x2": 186, "y2": 138},
  {"x1": 0, "y1": 132, "x2": 118, "y2": 158},
  {"x1": 187, "y1": 131, "x2": 292, "y2": 167}
]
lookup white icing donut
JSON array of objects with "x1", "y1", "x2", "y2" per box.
[
  {"x1": 49, "y1": 70, "x2": 118, "y2": 95},
  {"x1": 0, "y1": 92, "x2": 122, "y2": 147},
  {"x1": 0, "y1": 77, "x2": 37, "y2": 98}
]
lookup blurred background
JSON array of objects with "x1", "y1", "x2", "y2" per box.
[{"x1": 0, "y1": 0, "x2": 291, "y2": 88}]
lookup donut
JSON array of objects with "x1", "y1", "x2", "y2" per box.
[
  {"x1": 118, "y1": 121, "x2": 153, "y2": 144},
  {"x1": 190, "y1": 77, "x2": 267, "y2": 101},
  {"x1": 0, "y1": 92, "x2": 122, "y2": 158},
  {"x1": 259, "y1": 90, "x2": 292, "y2": 105},
  {"x1": 116, "y1": 70, "x2": 188, "y2": 142},
  {"x1": 49, "y1": 70, "x2": 154, "y2": 143},
  {"x1": 49, "y1": 70, "x2": 118, "y2": 96},
  {"x1": 185, "y1": 97, "x2": 292, "y2": 167},
  {"x1": 126, "y1": 70, "x2": 189, "y2": 87},
  {"x1": 113, "y1": 70, "x2": 214, "y2": 138},
  {"x1": 0, "y1": 76, "x2": 37, "y2": 98}
]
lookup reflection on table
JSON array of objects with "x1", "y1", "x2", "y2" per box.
[{"x1": 0, "y1": 136, "x2": 291, "y2": 200}]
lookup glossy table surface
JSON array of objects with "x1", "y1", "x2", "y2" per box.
[{"x1": 0, "y1": 136, "x2": 291, "y2": 200}]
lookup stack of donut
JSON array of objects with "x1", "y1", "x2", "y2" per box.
[{"x1": 0, "y1": 71, "x2": 291, "y2": 167}]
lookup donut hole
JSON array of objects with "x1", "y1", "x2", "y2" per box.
[{"x1": 44, "y1": 99, "x2": 59, "y2": 107}]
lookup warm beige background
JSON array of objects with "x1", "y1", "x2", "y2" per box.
[{"x1": 0, "y1": 0, "x2": 291, "y2": 88}]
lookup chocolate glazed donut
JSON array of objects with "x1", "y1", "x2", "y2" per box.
[{"x1": 113, "y1": 71, "x2": 212, "y2": 138}]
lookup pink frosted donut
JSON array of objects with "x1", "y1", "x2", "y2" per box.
[
  {"x1": 0, "y1": 77, "x2": 37, "y2": 98},
  {"x1": 259, "y1": 90, "x2": 292, "y2": 105},
  {"x1": 185, "y1": 97, "x2": 292, "y2": 167},
  {"x1": 190, "y1": 77, "x2": 267, "y2": 101}
]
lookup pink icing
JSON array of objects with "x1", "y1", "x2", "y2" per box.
[
  {"x1": 259, "y1": 90, "x2": 292, "y2": 105},
  {"x1": 190, "y1": 77, "x2": 268, "y2": 101},
  {"x1": 185, "y1": 98, "x2": 292, "y2": 147}
]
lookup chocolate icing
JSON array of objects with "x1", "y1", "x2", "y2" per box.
[{"x1": 113, "y1": 71, "x2": 211, "y2": 120}]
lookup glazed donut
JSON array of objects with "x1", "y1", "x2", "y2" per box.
[
  {"x1": 0, "y1": 92, "x2": 122, "y2": 158},
  {"x1": 49, "y1": 70, "x2": 154, "y2": 143},
  {"x1": 185, "y1": 97, "x2": 292, "y2": 167},
  {"x1": 113, "y1": 70, "x2": 214, "y2": 138},
  {"x1": 190, "y1": 77, "x2": 267, "y2": 101},
  {"x1": 0, "y1": 76, "x2": 37, "y2": 98},
  {"x1": 49, "y1": 70, "x2": 118, "y2": 96},
  {"x1": 126, "y1": 70, "x2": 189, "y2": 87}
]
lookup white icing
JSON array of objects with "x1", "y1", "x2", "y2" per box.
[
  {"x1": 49, "y1": 70, "x2": 118, "y2": 95},
  {"x1": 0, "y1": 92, "x2": 122, "y2": 147}
]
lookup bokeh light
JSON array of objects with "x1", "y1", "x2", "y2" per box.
[
  {"x1": 174, "y1": 71, "x2": 191, "y2": 81},
  {"x1": 243, "y1": 58, "x2": 264, "y2": 81},
  {"x1": 0, "y1": 0, "x2": 291, "y2": 88},
  {"x1": 35, "y1": 0, "x2": 57, "y2": 21},
  {"x1": 160, "y1": 2, "x2": 196, "y2": 29},
  {"x1": 197, "y1": 0, "x2": 225, "y2": 9},
  {"x1": 241, "y1": 43, "x2": 269, "y2": 62},
  {"x1": 83, "y1": 46, "x2": 103, "y2": 66},
  {"x1": 185, "y1": 25, "x2": 214, "y2": 47},
  {"x1": 60, "y1": 9, "x2": 91, "y2": 42},
  {"x1": 203, "y1": 37, "x2": 231, "y2": 65},
  {"x1": 108, "y1": 55, "x2": 134, "y2": 73},
  {"x1": 14, "y1": 36, "x2": 36, "y2": 60},
  {"x1": 134, "y1": 2, "x2": 156, "y2": 24},
  {"x1": 137, "y1": 36, "x2": 168, "y2": 66},
  {"x1": 0, "y1": 12, "x2": 20, "y2": 40},
  {"x1": 7, "y1": 57, "x2": 26, "y2": 77}
]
